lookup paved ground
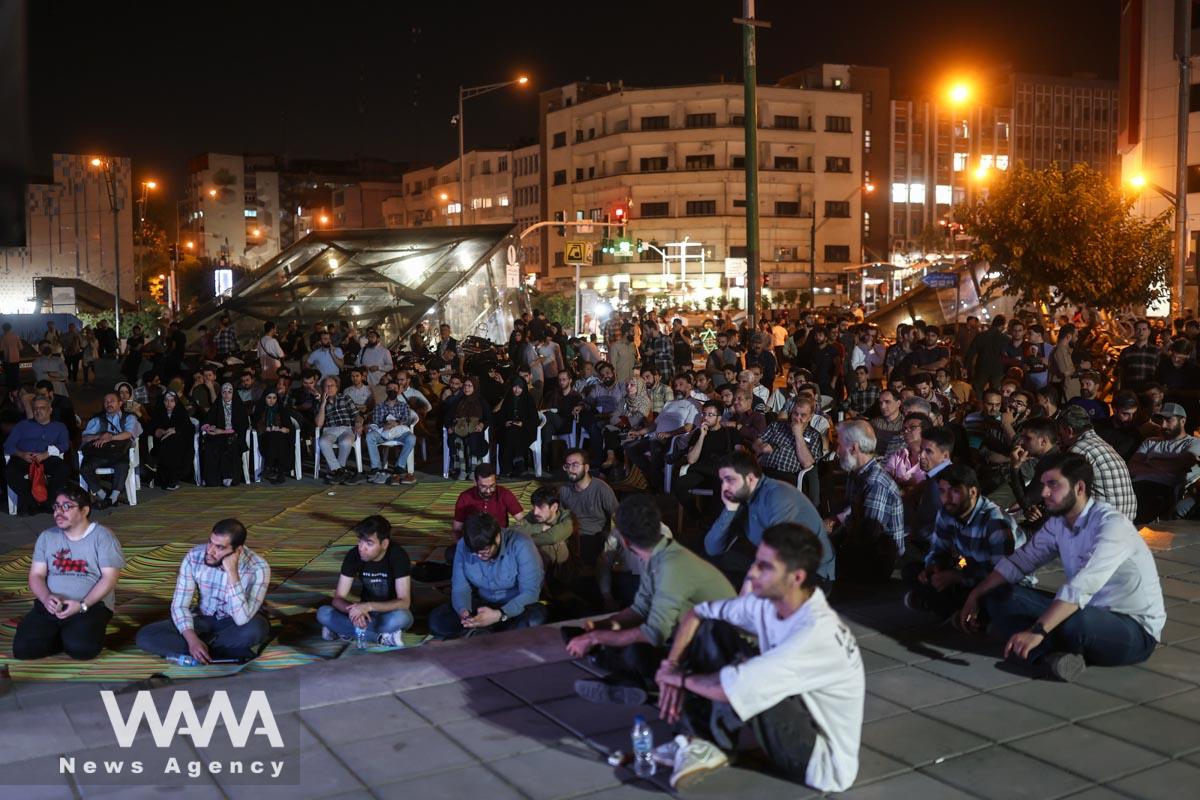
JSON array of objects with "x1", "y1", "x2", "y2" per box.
[{"x1": 1, "y1": 482, "x2": 1200, "y2": 798}]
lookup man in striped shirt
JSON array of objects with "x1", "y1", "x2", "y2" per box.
[{"x1": 136, "y1": 518, "x2": 271, "y2": 664}]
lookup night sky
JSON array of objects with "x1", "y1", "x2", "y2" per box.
[{"x1": 26, "y1": 0, "x2": 1120, "y2": 194}]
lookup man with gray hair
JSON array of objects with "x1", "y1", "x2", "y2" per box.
[{"x1": 824, "y1": 420, "x2": 906, "y2": 583}]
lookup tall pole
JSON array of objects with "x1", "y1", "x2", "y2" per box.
[
  {"x1": 458, "y1": 87, "x2": 466, "y2": 227},
  {"x1": 738, "y1": 0, "x2": 764, "y2": 330},
  {"x1": 809, "y1": 200, "x2": 816, "y2": 297},
  {"x1": 1175, "y1": 0, "x2": 1191, "y2": 315}
]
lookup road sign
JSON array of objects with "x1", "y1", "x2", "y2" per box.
[
  {"x1": 921, "y1": 271, "x2": 959, "y2": 289},
  {"x1": 724, "y1": 257, "x2": 747, "y2": 279},
  {"x1": 564, "y1": 240, "x2": 592, "y2": 264}
]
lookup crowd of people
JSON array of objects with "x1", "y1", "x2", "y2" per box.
[{"x1": 4, "y1": 301, "x2": 1199, "y2": 792}]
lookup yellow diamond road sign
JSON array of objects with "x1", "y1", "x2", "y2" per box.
[{"x1": 565, "y1": 240, "x2": 592, "y2": 264}]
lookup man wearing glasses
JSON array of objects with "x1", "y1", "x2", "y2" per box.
[{"x1": 12, "y1": 485, "x2": 125, "y2": 661}]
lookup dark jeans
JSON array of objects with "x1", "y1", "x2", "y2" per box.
[
  {"x1": 4, "y1": 455, "x2": 69, "y2": 513},
  {"x1": 680, "y1": 619, "x2": 817, "y2": 782},
  {"x1": 900, "y1": 561, "x2": 971, "y2": 618},
  {"x1": 136, "y1": 613, "x2": 272, "y2": 661},
  {"x1": 564, "y1": 627, "x2": 663, "y2": 692},
  {"x1": 624, "y1": 436, "x2": 668, "y2": 491},
  {"x1": 13, "y1": 600, "x2": 113, "y2": 660},
  {"x1": 81, "y1": 452, "x2": 130, "y2": 500},
  {"x1": 831, "y1": 523, "x2": 898, "y2": 584},
  {"x1": 428, "y1": 601, "x2": 548, "y2": 640},
  {"x1": 982, "y1": 584, "x2": 1158, "y2": 667},
  {"x1": 65, "y1": 353, "x2": 82, "y2": 383},
  {"x1": 673, "y1": 467, "x2": 720, "y2": 518},
  {"x1": 3, "y1": 361, "x2": 17, "y2": 391},
  {"x1": 1134, "y1": 481, "x2": 1179, "y2": 525}
]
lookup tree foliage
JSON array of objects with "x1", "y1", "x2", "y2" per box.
[{"x1": 958, "y1": 163, "x2": 1173, "y2": 311}]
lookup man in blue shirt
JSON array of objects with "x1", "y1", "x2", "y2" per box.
[
  {"x1": 80, "y1": 393, "x2": 139, "y2": 509},
  {"x1": 4, "y1": 396, "x2": 70, "y2": 514},
  {"x1": 428, "y1": 513, "x2": 546, "y2": 639},
  {"x1": 704, "y1": 451, "x2": 833, "y2": 591}
]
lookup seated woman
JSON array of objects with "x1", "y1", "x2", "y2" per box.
[
  {"x1": 446, "y1": 376, "x2": 491, "y2": 480},
  {"x1": 13, "y1": 484, "x2": 125, "y2": 661},
  {"x1": 494, "y1": 376, "x2": 539, "y2": 477},
  {"x1": 601, "y1": 376, "x2": 651, "y2": 473},
  {"x1": 254, "y1": 390, "x2": 296, "y2": 484},
  {"x1": 200, "y1": 382, "x2": 249, "y2": 487},
  {"x1": 149, "y1": 391, "x2": 195, "y2": 490}
]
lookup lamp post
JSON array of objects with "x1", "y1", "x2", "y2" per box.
[
  {"x1": 1129, "y1": 173, "x2": 1183, "y2": 313},
  {"x1": 456, "y1": 76, "x2": 529, "y2": 226},
  {"x1": 946, "y1": 82, "x2": 972, "y2": 260},
  {"x1": 89, "y1": 157, "x2": 125, "y2": 337}
]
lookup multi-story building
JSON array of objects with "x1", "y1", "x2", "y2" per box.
[
  {"x1": 1119, "y1": 0, "x2": 1199, "y2": 313},
  {"x1": 380, "y1": 151, "x2": 516, "y2": 231},
  {"x1": 997, "y1": 70, "x2": 1119, "y2": 177},
  {"x1": 512, "y1": 142, "x2": 542, "y2": 270},
  {"x1": 333, "y1": 182, "x2": 406, "y2": 229},
  {"x1": 538, "y1": 81, "x2": 865, "y2": 304},
  {"x1": 0, "y1": 153, "x2": 134, "y2": 312}
]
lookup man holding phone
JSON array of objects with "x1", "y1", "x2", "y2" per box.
[{"x1": 136, "y1": 518, "x2": 271, "y2": 664}]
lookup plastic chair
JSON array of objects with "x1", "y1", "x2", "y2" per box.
[
  {"x1": 250, "y1": 428, "x2": 303, "y2": 481},
  {"x1": 442, "y1": 427, "x2": 491, "y2": 479},
  {"x1": 77, "y1": 447, "x2": 138, "y2": 506},
  {"x1": 198, "y1": 428, "x2": 251, "y2": 485},
  {"x1": 312, "y1": 426, "x2": 363, "y2": 478}
]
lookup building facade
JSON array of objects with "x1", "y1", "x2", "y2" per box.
[
  {"x1": 333, "y1": 182, "x2": 406, "y2": 229},
  {"x1": 1000, "y1": 71, "x2": 1120, "y2": 177},
  {"x1": 0, "y1": 153, "x2": 135, "y2": 313},
  {"x1": 512, "y1": 142, "x2": 542, "y2": 270}
]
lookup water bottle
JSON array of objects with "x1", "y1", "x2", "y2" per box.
[
  {"x1": 355, "y1": 626, "x2": 368, "y2": 650},
  {"x1": 166, "y1": 654, "x2": 197, "y2": 667},
  {"x1": 631, "y1": 715, "x2": 655, "y2": 777}
]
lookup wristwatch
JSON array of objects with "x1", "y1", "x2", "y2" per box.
[
  {"x1": 499, "y1": 611, "x2": 509, "y2": 623},
  {"x1": 80, "y1": 600, "x2": 89, "y2": 614},
  {"x1": 1028, "y1": 622, "x2": 1048, "y2": 636}
]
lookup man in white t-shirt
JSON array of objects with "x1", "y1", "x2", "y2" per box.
[{"x1": 654, "y1": 522, "x2": 864, "y2": 792}]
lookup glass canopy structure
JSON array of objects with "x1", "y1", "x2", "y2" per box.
[{"x1": 181, "y1": 224, "x2": 529, "y2": 348}]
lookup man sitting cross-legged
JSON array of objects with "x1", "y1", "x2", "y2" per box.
[
  {"x1": 959, "y1": 452, "x2": 1166, "y2": 682},
  {"x1": 316, "y1": 515, "x2": 413, "y2": 647},
  {"x1": 136, "y1": 518, "x2": 272, "y2": 664},
  {"x1": 567, "y1": 494, "x2": 735, "y2": 706},
  {"x1": 653, "y1": 522, "x2": 864, "y2": 792}
]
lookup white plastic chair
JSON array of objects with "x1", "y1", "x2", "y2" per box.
[
  {"x1": 4, "y1": 455, "x2": 19, "y2": 515},
  {"x1": 442, "y1": 427, "x2": 491, "y2": 479},
  {"x1": 77, "y1": 447, "x2": 138, "y2": 506},
  {"x1": 496, "y1": 413, "x2": 545, "y2": 477},
  {"x1": 312, "y1": 426, "x2": 363, "y2": 478},
  {"x1": 198, "y1": 428, "x2": 251, "y2": 485},
  {"x1": 251, "y1": 428, "x2": 303, "y2": 481}
]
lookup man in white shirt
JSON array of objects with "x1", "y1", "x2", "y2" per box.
[
  {"x1": 357, "y1": 328, "x2": 394, "y2": 390},
  {"x1": 960, "y1": 452, "x2": 1165, "y2": 682},
  {"x1": 654, "y1": 522, "x2": 864, "y2": 792}
]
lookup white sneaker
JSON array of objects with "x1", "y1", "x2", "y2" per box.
[
  {"x1": 670, "y1": 736, "x2": 729, "y2": 789},
  {"x1": 377, "y1": 632, "x2": 405, "y2": 648},
  {"x1": 653, "y1": 735, "x2": 683, "y2": 767}
]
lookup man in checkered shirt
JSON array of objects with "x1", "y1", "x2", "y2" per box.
[
  {"x1": 213, "y1": 315, "x2": 240, "y2": 360},
  {"x1": 136, "y1": 518, "x2": 271, "y2": 663},
  {"x1": 826, "y1": 419, "x2": 906, "y2": 583},
  {"x1": 1116, "y1": 319, "x2": 1162, "y2": 392},
  {"x1": 642, "y1": 322, "x2": 675, "y2": 382},
  {"x1": 1058, "y1": 405, "x2": 1138, "y2": 520},
  {"x1": 316, "y1": 375, "x2": 364, "y2": 483},
  {"x1": 754, "y1": 398, "x2": 823, "y2": 496}
]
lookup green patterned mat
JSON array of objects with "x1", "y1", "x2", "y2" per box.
[{"x1": 0, "y1": 480, "x2": 538, "y2": 682}]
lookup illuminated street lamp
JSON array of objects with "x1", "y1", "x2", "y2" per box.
[
  {"x1": 1128, "y1": 172, "x2": 1183, "y2": 313},
  {"x1": 208, "y1": 188, "x2": 218, "y2": 198},
  {"x1": 946, "y1": 81, "x2": 974, "y2": 242},
  {"x1": 456, "y1": 74, "x2": 530, "y2": 225},
  {"x1": 138, "y1": 179, "x2": 157, "y2": 240},
  {"x1": 318, "y1": 214, "x2": 330, "y2": 227},
  {"x1": 87, "y1": 156, "x2": 125, "y2": 335}
]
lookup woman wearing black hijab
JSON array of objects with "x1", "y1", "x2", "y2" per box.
[
  {"x1": 445, "y1": 375, "x2": 491, "y2": 479},
  {"x1": 254, "y1": 389, "x2": 296, "y2": 483},
  {"x1": 200, "y1": 382, "x2": 249, "y2": 486},
  {"x1": 495, "y1": 376, "x2": 539, "y2": 477},
  {"x1": 149, "y1": 390, "x2": 195, "y2": 490}
]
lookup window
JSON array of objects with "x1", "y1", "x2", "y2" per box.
[
  {"x1": 775, "y1": 201, "x2": 800, "y2": 216},
  {"x1": 731, "y1": 114, "x2": 745, "y2": 126},
  {"x1": 864, "y1": 129, "x2": 872, "y2": 153},
  {"x1": 575, "y1": 168, "x2": 584, "y2": 181},
  {"x1": 588, "y1": 128, "x2": 595, "y2": 139},
  {"x1": 555, "y1": 251, "x2": 565, "y2": 266},
  {"x1": 980, "y1": 154, "x2": 994, "y2": 169},
  {"x1": 588, "y1": 166, "x2": 595, "y2": 179},
  {"x1": 243, "y1": 209, "x2": 257, "y2": 218},
  {"x1": 686, "y1": 200, "x2": 717, "y2": 216},
  {"x1": 824, "y1": 201, "x2": 850, "y2": 218},
  {"x1": 589, "y1": 208, "x2": 602, "y2": 221},
  {"x1": 552, "y1": 132, "x2": 566, "y2": 148},
  {"x1": 447, "y1": 202, "x2": 462, "y2": 214},
  {"x1": 729, "y1": 245, "x2": 748, "y2": 258},
  {"x1": 640, "y1": 201, "x2": 670, "y2": 217},
  {"x1": 824, "y1": 245, "x2": 851, "y2": 262},
  {"x1": 774, "y1": 156, "x2": 799, "y2": 170},
  {"x1": 733, "y1": 198, "x2": 747, "y2": 208},
  {"x1": 774, "y1": 115, "x2": 800, "y2": 130},
  {"x1": 481, "y1": 160, "x2": 492, "y2": 175},
  {"x1": 825, "y1": 115, "x2": 852, "y2": 133},
  {"x1": 953, "y1": 152, "x2": 967, "y2": 171},
  {"x1": 863, "y1": 211, "x2": 870, "y2": 236},
  {"x1": 935, "y1": 185, "x2": 952, "y2": 204},
  {"x1": 575, "y1": 130, "x2": 584, "y2": 143},
  {"x1": 641, "y1": 115, "x2": 670, "y2": 130},
  {"x1": 553, "y1": 170, "x2": 567, "y2": 186},
  {"x1": 497, "y1": 156, "x2": 508, "y2": 173},
  {"x1": 825, "y1": 156, "x2": 851, "y2": 173},
  {"x1": 864, "y1": 90, "x2": 873, "y2": 113},
  {"x1": 685, "y1": 154, "x2": 716, "y2": 170},
  {"x1": 895, "y1": 119, "x2": 908, "y2": 134},
  {"x1": 640, "y1": 157, "x2": 669, "y2": 172},
  {"x1": 996, "y1": 155, "x2": 1009, "y2": 170},
  {"x1": 776, "y1": 246, "x2": 799, "y2": 260},
  {"x1": 686, "y1": 113, "x2": 716, "y2": 128},
  {"x1": 892, "y1": 183, "x2": 908, "y2": 203},
  {"x1": 908, "y1": 183, "x2": 926, "y2": 203},
  {"x1": 731, "y1": 156, "x2": 746, "y2": 168}
]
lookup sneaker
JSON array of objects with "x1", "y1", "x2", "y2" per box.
[
  {"x1": 165, "y1": 483, "x2": 180, "y2": 492},
  {"x1": 670, "y1": 736, "x2": 729, "y2": 789},
  {"x1": 653, "y1": 736, "x2": 681, "y2": 767},
  {"x1": 370, "y1": 470, "x2": 390, "y2": 485},
  {"x1": 321, "y1": 626, "x2": 335, "y2": 642},
  {"x1": 398, "y1": 471, "x2": 417, "y2": 485},
  {"x1": 1043, "y1": 652, "x2": 1087, "y2": 683},
  {"x1": 377, "y1": 632, "x2": 406, "y2": 648},
  {"x1": 341, "y1": 471, "x2": 364, "y2": 486},
  {"x1": 573, "y1": 678, "x2": 648, "y2": 706},
  {"x1": 903, "y1": 590, "x2": 929, "y2": 613}
]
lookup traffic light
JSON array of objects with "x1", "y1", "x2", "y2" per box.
[
  {"x1": 763, "y1": 273, "x2": 771, "y2": 288},
  {"x1": 554, "y1": 211, "x2": 565, "y2": 236},
  {"x1": 613, "y1": 205, "x2": 627, "y2": 236},
  {"x1": 168, "y1": 244, "x2": 178, "y2": 262},
  {"x1": 636, "y1": 238, "x2": 645, "y2": 253}
]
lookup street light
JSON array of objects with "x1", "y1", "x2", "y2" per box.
[
  {"x1": 456, "y1": 75, "x2": 531, "y2": 225},
  {"x1": 138, "y1": 179, "x2": 157, "y2": 240},
  {"x1": 946, "y1": 82, "x2": 974, "y2": 245},
  {"x1": 88, "y1": 156, "x2": 125, "y2": 336},
  {"x1": 318, "y1": 214, "x2": 330, "y2": 227},
  {"x1": 1128, "y1": 172, "x2": 1183, "y2": 312}
]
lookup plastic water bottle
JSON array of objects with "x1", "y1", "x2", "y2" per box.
[
  {"x1": 631, "y1": 715, "x2": 655, "y2": 777},
  {"x1": 165, "y1": 654, "x2": 197, "y2": 667},
  {"x1": 355, "y1": 626, "x2": 368, "y2": 650}
]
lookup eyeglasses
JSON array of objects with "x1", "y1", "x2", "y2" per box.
[
  {"x1": 902, "y1": 424, "x2": 924, "y2": 432},
  {"x1": 52, "y1": 502, "x2": 78, "y2": 512}
]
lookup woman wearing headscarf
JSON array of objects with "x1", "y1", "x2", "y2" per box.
[
  {"x1": 254, "y1": 389, "x2": 296, "y2": 484},
  {"x1": 601, "y1": 376, "x2": 652, "y2": 471},
  {"x1": 200, "y1": 382, "x2": 249, "y2": 486},
  {"x1": 149, "y1": 391, "x2": 195, "y2": 490},
  {"x1": 446, "y1": 375, "x2": 492, "y2": 479},
  {"x1": 495, "y1": 376, "x2": 539, "y2": 477}
]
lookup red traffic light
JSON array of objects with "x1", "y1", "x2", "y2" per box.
[{"x1": 613, "y1": 206, "x2": 626, "y2": 219}]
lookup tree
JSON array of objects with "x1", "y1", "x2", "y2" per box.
[
  {"x1": 958, "y1": 163, "x2": 1173, "y2": 312},
  {"x1": 527, "y1": 289, "x2": 575, "y2": 329}
]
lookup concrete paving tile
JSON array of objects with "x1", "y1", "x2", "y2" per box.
[
  {"x1": 538, "y1": 695, "x2": 659, "y2": 738},
  {"x1": 1164, "y1": 602, "x2": 1200, "y2": 627},
  {"x1": 865, "y1": 665, "x2": 980, "y2": 710},
  {"x1": 0, "y1": 702, "x2": 86, "y2": 766},
  {"x1": 298, "y1": 695, "x2": 427, "y2": 745},
  {"x1": 920, "y1": 746, "x2": 1091, "y2": 800},
  {"x1": 327, "y1": 726, "x2": 475, "y2": 785},
  {"x1": 913, "y1": 649, "x2": 1033, "y2": 691},
  {"x1": 0, "y1": 752, "x2": 82, "y2": 797},
  {"x1": 396, "y1": 675, "x2": 523, "y2": 723},
  {"x1": 1151, "y1": 558, "x2": 1198, "y2": 577},
  {"x1": 672, "y1": 764, "x2": 819, "y2": 800},
  {"x1": 583, "y1": 715, "x2": 673, "y2": 758},
  {"x1": 1079, "y1": 705, "x2": 1200, "y2": 757},
  {"x1": 79, "y1": 782, "x2": 227, "y2": 799},
  {"x1": 1157, "y1": 619, "x2": 1200, "y2": 645},
  {"x1": 1107, "y1": 760, "x2": 1200, "y2": 800},
  {"x1": 68, "y1": 738, "x2": 220, "y2": 796},
  {"x1": 919, "y1": 693, "x2": 1066, "y2": 743},
  {"x1": 860, "y1": 648, "x2": 906, "y2": 674},
  {"x1": 1007, "y1": 726, "x2": 1166, "y2": 783},
  {"x1": 863, "y1": 692, "x2": 909, "y2": 723},
  {"x1": 1148, "y1": 686, "x2": 1200, "y2": 722},
  {"x1": 854, "y1": 746, "x2": 911, "y2": 785},
  {"x1": 1073, "y1": 664, "x2": 1196, "y2": 703},
  {"x1": 489, "y1": 660, "x2": 595, "y2": 704},
  {"x1": 1061, "y1": 788, "x2": 1138, "y2": 800},
  {"x1": 573, "y1": 781, "x2": 677, "y2": 800},
  {"x1": 860, "y1": 713, "x2": 988, "y2": 767},
  {"x1": 487, "y1": 740, "x2": 629, "y2": 800},
  {"x1": 993, "y1": 680, "x2": 1133, "y2": 721},
  {"x1": 837, "y1": 771, "x2": 975, "y2": 800},
  {"x1": 1158, "y1": 578, "x2": 1200, "y2": 602},
  {"x1": 857, "y1": 633, "x2": 958, "y2": 666},
  {"x1": 1138, "y1": 644, "x2": 1200, "y2": 684},
  {"x1": 215, "y1": 744, "x2": 362, "y2": 800},
  {"x1": 371, "y1": 763, "x2": 527, "y2": 800},
  {"x1": 1173, "y1": 637, "x2": 1200, "y2": 655},
  {"x1": 439, "y1": 705, "x2": 574, "y2": 760},
  {"x1": 1153, "y1": 544, "x2": 1200, "y2": 566}
]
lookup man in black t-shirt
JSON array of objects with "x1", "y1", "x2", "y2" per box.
[{"x1": 316, "y1": 516, "x2": 413, "y2": 646}]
